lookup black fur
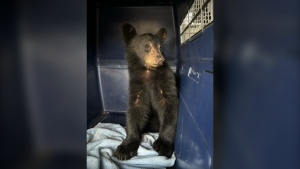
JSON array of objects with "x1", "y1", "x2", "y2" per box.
[{"x1": 114, "y1": 23, "x2": 178, "y2": 160}]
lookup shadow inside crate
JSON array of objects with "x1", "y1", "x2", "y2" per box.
[{"x1": 88, "y1": 112, "x2": 126, "y2": 129}]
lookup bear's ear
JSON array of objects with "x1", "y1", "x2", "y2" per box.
[
  {"x1": 122, "y1": 23, "x2": 137, "y2": 45},
  {"x1": 156, "y1": 28, "x2": 167, "y2": 43}
]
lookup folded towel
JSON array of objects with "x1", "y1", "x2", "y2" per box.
[{"x1": 87, "y1": 123, "x2": 176, "y2": 169}]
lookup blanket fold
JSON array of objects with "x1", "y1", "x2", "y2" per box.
[{"x1": 87, "y1": 123, "x2": 176, "y2": 169}]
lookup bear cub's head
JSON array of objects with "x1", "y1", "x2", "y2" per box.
[{"x1": 122, "y1": 23, "x2": 167, "y2": 70}]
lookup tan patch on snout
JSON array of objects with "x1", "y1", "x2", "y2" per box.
[{"x1": 144, "y1": 43, "x2": 164, "y2": 70}]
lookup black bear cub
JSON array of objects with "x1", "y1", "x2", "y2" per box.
[{"x1": 114, "y1": 23, "x2": 179, "y2": 160}]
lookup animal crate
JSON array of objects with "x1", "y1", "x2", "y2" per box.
[{"x1": 87, "y1": 0, "x2": 213, "y2": 168}]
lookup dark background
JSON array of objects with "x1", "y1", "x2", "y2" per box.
[{"x1": 0, "y1": 0, "x2": 299, "y2": 169}]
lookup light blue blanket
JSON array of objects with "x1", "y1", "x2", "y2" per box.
[{"x1": 87, "y1": 123, "x2": 176, "y2": 169}]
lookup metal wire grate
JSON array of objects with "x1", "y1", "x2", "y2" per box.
[{"x1": 180, "y1": 0, "x2": 213, "y2": 44}]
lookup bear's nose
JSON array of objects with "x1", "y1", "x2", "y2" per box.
[{"x1": 157, "y1": 57, "x2": 165, "y2": 65}]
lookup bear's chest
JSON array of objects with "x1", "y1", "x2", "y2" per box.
[
  {"x1": 142, "y1": 70, "x2": 157, "y2": 85},
  {"x1": 142, "y1": 70, "x2": 164, "y2": 94}
]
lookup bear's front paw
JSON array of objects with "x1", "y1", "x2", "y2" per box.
[
  {"x1": 114, "y1": 143, "x2": 139, "y2": 160},
  {"x1": 153, "y1": 138, "x2": 174, "y2": 158}
]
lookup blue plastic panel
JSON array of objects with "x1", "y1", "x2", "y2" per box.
[
  {"x1": 174, "y1": 25, "x2": 214, "y2": 169},
  {"x1": 98, "y1": 66, "x2": 129, "y2": 112},
  {"x1": 175, "y1": 71, "x2": 213, "y2": 169}
]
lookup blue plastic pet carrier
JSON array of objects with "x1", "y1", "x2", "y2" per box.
[{"x1": 87, "y1": 0, "x2": 213, "y2": 168}]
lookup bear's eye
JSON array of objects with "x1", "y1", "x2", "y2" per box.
[
  {"x1": 159, "y1": 46, "x2": 162, "y2": 51},
  {"x1": 144, "y1": 45, "x2": 151, "y2": 52}
]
